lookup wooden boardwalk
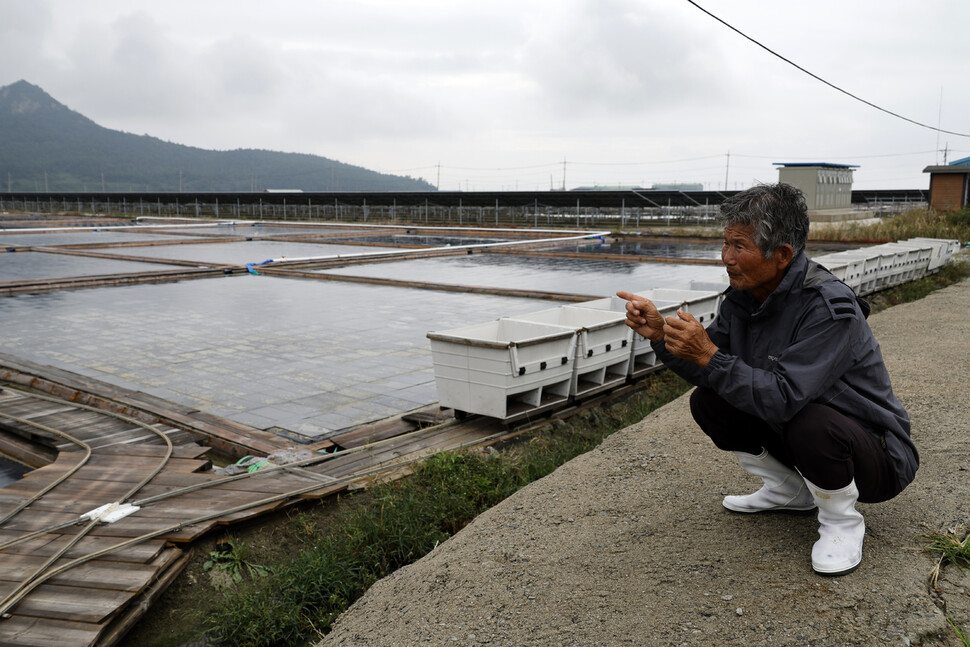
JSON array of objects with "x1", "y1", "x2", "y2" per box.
[{"x1": 0, "y1": 372, "x2": 506, "y2": 646}]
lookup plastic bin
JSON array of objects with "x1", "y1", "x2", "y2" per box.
[
  {"x1": 639, "y1": 288, "x2": 722, "y2": 326},
  {"x1": 904, "y1": 238, "x2": 960, "y2": 272},
  {"x1": 872, "y1": 244, "x2": 910, "y2": 289},
  {"x1": 814, "y1": 252, "x2": 867, "y2": 292},
  {"x1": 814, "y1": 258, "x2": 849, "y2": 282},
  {"x1": 573, "y1": 295, "x2": 678, "y2": 377},
  {"x1": 889, "y1": 240, "x2": 934, "y2": 279},
  {"x1": 509, "y1": 305, "x2": 632, "y2": 398},
  {"x1": 427, "y1": 318, "x2": 577, "y2": 419},
  {"x1": 817, "y1": 249, "x2": 880, "y2": 294},
  {"x1": 876, "y1": 242, "x2": 925, "y2": 286}
]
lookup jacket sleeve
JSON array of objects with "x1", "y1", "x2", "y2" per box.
[
  {"x1": 650, "y1": 303, "x2": 733, "y2": 388},
  {"x1": 701, "y1": 297, "x2": 861, "y2": 427}
]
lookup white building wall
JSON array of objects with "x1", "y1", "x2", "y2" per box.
[{"x1": 778, "y1": 165, "x2": 854, "y2": 210}]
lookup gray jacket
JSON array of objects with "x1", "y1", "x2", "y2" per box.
[{"x1": 653, "y1": 253, "x2": 918, "y2": 491}]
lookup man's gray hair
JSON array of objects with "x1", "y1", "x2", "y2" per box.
[{"x1": 718, "y1": 183, "x2": 809, "y2": 259}]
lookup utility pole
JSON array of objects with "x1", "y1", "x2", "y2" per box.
[
  {"x1": 562, "y1": 157, "x2": 567, "y2": 191},
  {"x1": 935, "y1": 87, "x2": 943, "y2": 165},
  {"x1": 724, "y1": 151, "x2": 730, "y2": 191}
]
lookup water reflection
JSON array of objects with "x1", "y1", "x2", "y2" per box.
[
  {"x1": 96, "y1": 241, "x2": 394, "y2": 265},
  {"x1": 551, "y1": 240, "x2": 721, "y2": 259},
  {"x1": 321, "y1": 253, "x2": 729, "y2": 296},
  {"x1": 0, "y1": 231, "x2": 188, "y2": 246},
  {"x1": 334, "y1": 234, "x2": 508, "y2": 246},
  {"x1": 0, "y1": 251, "x2": 187, "y2": 281}
]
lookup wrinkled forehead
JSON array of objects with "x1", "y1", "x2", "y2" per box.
[{"x1": 722, "y1": 222, "x2": 757, "y2": 242}]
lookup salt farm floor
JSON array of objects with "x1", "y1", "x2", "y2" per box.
[{"x1": 1, "y1": 219, "x2": 731, "y2": 447}]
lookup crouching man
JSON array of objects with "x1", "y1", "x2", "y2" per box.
[{"x1": 618, "y1": 183, "x2": 917, "y2": 576}]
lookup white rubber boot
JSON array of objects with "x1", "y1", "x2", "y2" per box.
[
  {"x1": 804, "y1": 477, "x2": 865, "y2": 576},
  {"x1": 722, "y1": 450, "x2": 816, "y2": 513}
]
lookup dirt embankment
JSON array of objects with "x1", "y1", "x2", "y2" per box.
[{"x1": 319, "y1": 279, "x2": 970, "y2": 647}]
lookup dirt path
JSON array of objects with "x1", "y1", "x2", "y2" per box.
[{"x1": 319, "y1": 279, "x2": 970, "y2": 647}]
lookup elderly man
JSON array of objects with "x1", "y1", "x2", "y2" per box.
[{"x1": 617, "y1": 183, "x2": 917, "y2": 576}]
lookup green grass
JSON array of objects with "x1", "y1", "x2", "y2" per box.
[
  {"x1": 924, "y1": 529, "x2": 970, "y2": 647},
  {"x1": 949, "y1": 614, "x2": 970, "y2": 647},
  {"x1": 203, "y1": 372, "x2": 691, "y2": 646},
  {"x1": 925, "y1": 529, "x2": 970, "y2": 587}
]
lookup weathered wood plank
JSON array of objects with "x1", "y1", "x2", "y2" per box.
[
  {"x1": 53, "y1": 425, "x2": 193, "y2": 451},
  {"x1": 0, "y1": 430, "x2": 56, "y2": 467},
  {"x1": 0, "y1": 555, "x2": 161, "y2": 592},
  {"x1": 0, "y1": 401, "x2": 76, "y2": 421},
  {"x1": 16, "y1": 458, "x2": 213, "y2": 485},
  {"x1": 1, "y1": 581, "x2": 136, "y2": 624},
  {"x1": 0, "y1": 615, "x2": 103, "y2": 647},
  {"x1": 2, "y1": 510, "x2": 213, "y2": 542},
  {"x1": 93, "y1": 549, "x2": 191, "y2": 647},
  {"x1": 0, "y1": 478, "x2": 139, "y2": 504},
  {"x1": 81, "y1": 429, "x2": 200, "y2": 451},
  {"x1": 89, "y1": 444, "x2": 208, "y2": 459},
  {"x1": 0, "y1": 531, "x2": 167, "y2": 564}
]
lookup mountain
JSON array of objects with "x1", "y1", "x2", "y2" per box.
[{"x1": 0, "y1": 80, "x2": 435, "y2": 193}]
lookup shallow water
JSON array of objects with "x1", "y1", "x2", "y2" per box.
[
  {"x1": 0, "y1": 456, "x2": 28, "y2": 487},
  {"x1": 96, "y1": 240, "x2": 396, "y2": 265},
  {"x1": 167, "y1": 224, "x2": 371, "y2": 237},
  {"x1": 320, "y1": 253, "x2": 729, "y2": 296},
  {"x1": 0, "y1": 274, "x2": 553, "y2": 438},
  {"x1": 550, "y1": 240, "x2": 722, "y2": 259},
  {"x1": 334, "y1": 234, "x2": 508, "y2": 246},
  {"x1": 0, "y1": 250, "x2": 187, "y2": 281},
  {"x1": 0, "y1": 230, "x2": 190, "y2": 246},
  {"x1": 0, "y1": 236, "x2": 736, "y2": 439}
]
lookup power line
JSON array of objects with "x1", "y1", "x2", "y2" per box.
[
  {"x1": 685, "y1": 0, "x2": 970, "y2": 138},
  {"x1": 571, "y1": 155, "x2": 725, "y2": 166},
  {"x1": 732, "y1": 150, "x2": 941, "y2": 161}
]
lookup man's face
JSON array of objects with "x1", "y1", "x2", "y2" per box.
[{"x1": 721, "y1": 223, "x2": 790, "y2": 302}]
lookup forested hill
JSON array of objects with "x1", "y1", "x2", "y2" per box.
[{"x1": 0, "y1": 80, "x2": 435, "y2": 193}]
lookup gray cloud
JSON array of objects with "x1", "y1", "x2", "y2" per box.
[{"x1": 521, "y1": 0, "x2": 728, "y2": 117}]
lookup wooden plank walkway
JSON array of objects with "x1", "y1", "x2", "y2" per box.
[
  {"x1": 0, "y1": 389, "x2": 198, "y2": 466},
  {"x1": 0, "y1": 377, "x2": 510, "y2": 646}
]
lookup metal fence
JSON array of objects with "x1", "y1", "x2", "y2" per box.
[
  {"x1": 0, "y1": 189, "x2": 926, "y2": 230},
  {"x1": 0, "y1": 195, "x2": 726, "y2": 230}
]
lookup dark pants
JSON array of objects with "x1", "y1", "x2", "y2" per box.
[{"x1": 689, "y1": 387, "x2": 901, "y2": 504}]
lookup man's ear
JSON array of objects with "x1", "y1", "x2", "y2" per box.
[{"x1": 774, "y1": 244, "x2": 794, "y2": 270}]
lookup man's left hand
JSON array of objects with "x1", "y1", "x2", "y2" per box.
[{"x1": 663, "y1": 311, "x2": 719, "y2": 366}]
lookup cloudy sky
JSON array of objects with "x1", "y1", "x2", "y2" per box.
[{"x1": 2, "y1": 0, "x2": 968, "y2": 191}]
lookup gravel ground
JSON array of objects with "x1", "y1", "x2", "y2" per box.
[{"x1": 320, "y1": 278, "x2": 970, "y2": 647}]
